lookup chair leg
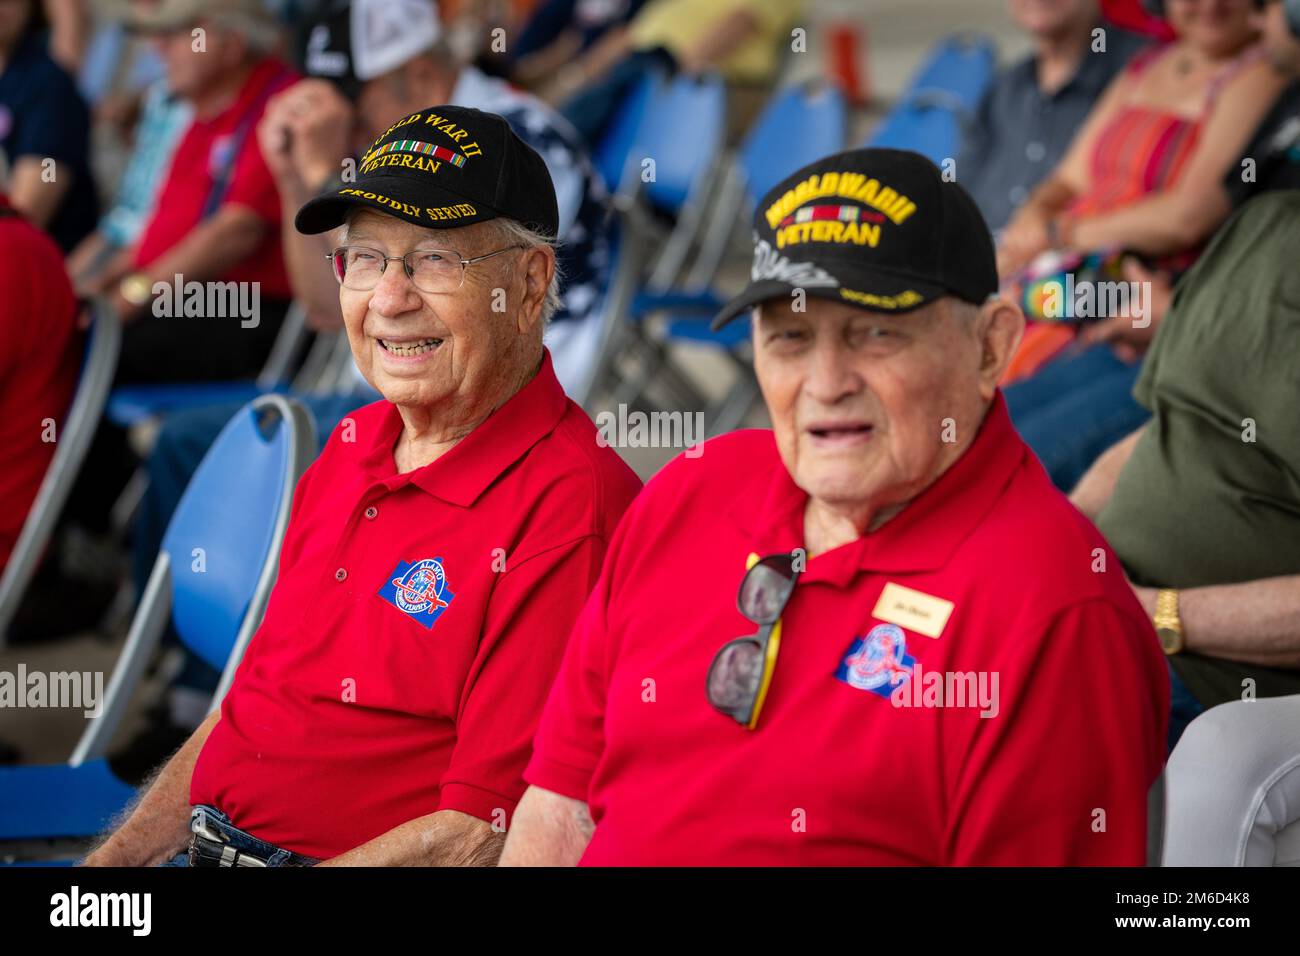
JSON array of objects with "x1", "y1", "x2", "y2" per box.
[
  {"x1": 69, "y1": 553, "x2": 172, "y2": 767},
  {"x1": 706, "y1": 354, "x2": 761, "y2": 436},
  {"x1": 110, "y1": 467, "x2": 149, "y2": 536},
  {"x1": 98, "y1": 579, "x2": 137, "y2": 637}
]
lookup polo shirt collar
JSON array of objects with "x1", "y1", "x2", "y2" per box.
[
  {"x1": 355, "y1": 349, "x2": 568, "y2": 507},
  {"x1": 736, "y1": 392, "x2": 1025, "y2": 586}
]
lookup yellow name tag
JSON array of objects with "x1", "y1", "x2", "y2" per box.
[{"x1": 872, "y1": 583, "x2": 954, "y2": 639}]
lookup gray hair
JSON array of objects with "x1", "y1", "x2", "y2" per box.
[
  {"x1": 489, "y1": 217, "x2": 563, "y2": 327},
  {"x1": 336, "y1": 210, "x2": 563, "y2": 325}
]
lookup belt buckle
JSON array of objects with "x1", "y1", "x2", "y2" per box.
[
  {"x1": 189, "y1": 807, "x2": 268, "y2": 867},
  {"x1": 190, "y1": 807, "x2": 225, "y2": 845}
]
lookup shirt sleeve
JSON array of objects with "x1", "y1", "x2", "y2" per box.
[
  {"x1": 436, "y1": 533, "x2": 609, "y2": 824},
  {"x1": 944, "y1": 598, "x2": 1169, "y2": 866},
  {"x1": 5, "y1": 65, "x2": 89, "y2": 167},
  {"x1": 521, "y1": 521, "x2": 629, "y2": 802}
]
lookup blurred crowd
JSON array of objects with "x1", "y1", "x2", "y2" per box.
[{"x1": 2, "y1": 0, "x2": 1299, "y2": 780}]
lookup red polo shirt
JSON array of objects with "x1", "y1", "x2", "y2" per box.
[
  {"x1": 0, "y1": 196, "x2": 78, "y2": 568},
  {"x1": 134, "y1": 58, "x2": 297, "y2": 300},
  {"x1": 525, "y1": 393, "x2": 1169, "y2": 865},
  {"x1": 191, "y1": 351, "x2": 641, "y2": 859}
]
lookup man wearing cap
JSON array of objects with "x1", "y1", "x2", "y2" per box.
[
  {"x1": 94, "y1": 0, "x2": 297, "y2": 371},
  {"x1": 501, "y1": 148, "x2": 1169, "y2": 867},
  {"x1": 84, "y1": 107, "x2": 642, "y2": 867},
  {"x1": 265, "y1": 0, "x2": 610, "y2": 391},
  {"x1": 123, "y1": 0, "x2": 616, "y2": 619}
]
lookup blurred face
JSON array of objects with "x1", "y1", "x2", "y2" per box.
[
  {"x1": 356, "y1": 64, "x2": 430, "y2": 142},
  {"x1": 753, "y1": 297, "x2": 996, "y2": 518},
  {"x1": 1165, "y1": 0, "x2": 1259, "y2": 56},
  {"x1": 0, "y1": 0, "x2": 33, "y2": 51},
  {"x1": 148, "y1": 18, "x2": 247, "y2": 99},
  {"x1": 1256, "y1": 0, "x2": 1300, "y2": 71},
  {"x1": 337, "y1": 210, "x2": 537, "y2": 416},
  {"x1": 1008, "y1": 0, "x2": 1098, "y2": 39}
]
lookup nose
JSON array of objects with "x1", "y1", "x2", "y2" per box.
[
  {"x1": 803, "y1": 335, "x2": 863, "y2": 406},
  {"x1": 367, "y1": 258, "x2": 422, "y2": 320}
]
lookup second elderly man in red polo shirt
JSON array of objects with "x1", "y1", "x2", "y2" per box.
[
  {"x1": 503, "y1": 148, "x2": 1169, "y2": 866},
  {"x1": 84, "y1": 106, "x2": 641, "y2": 867}
]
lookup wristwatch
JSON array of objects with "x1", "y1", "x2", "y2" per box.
[
  {"x1": 118, "y1": 272, "x2": 154, "y2": 308},
  {"x1": 1154, "y1": 588, "x2": 1184, "y2": 655}
]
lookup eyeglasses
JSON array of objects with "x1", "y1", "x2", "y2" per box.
[
  {"x1": 327, "y1": 244, "x2": 523, "y2": 294},
  {"x1": 706, "y1": 552, "x2": 800, "y2": 730}
]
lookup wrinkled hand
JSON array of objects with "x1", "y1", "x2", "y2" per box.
[
  {"x1": 997, "y1": 208, "x2": 1052, "y2": 278},
  {"x1": 258, "y1": 79, "x2": 356, "y2": 191}
]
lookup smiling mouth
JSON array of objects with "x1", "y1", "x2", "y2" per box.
[
  {"x1": 808, "y1": 423, "x2": 873, "y2": 440},
  {"x1": 379, "y1": 337, "x2": 443, "y2": 356}
]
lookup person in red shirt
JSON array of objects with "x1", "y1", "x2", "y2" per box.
[
  {"x1": 502, "y1": 149, "x2": 1169, "y2": 867},
  {"x1": 85, "y1": 0, "x2": 298, "y2": 383},
  {"x1": 83, "y1": 107, "x2": 642, "y2": 866},
  {"x1": 0, "y1": 193, "x2": 78, "y2": 571}
]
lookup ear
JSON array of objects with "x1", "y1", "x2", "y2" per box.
[
  {"x1": 515, "y1": 246, "x2": 555, "y2": 337},
  {"x1": 973, "y1": 295, "x2": 1025, "y2": 401}
]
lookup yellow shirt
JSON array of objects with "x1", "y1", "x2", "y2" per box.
[{"x1": 628, "y1": 0, "x2": 804, "y2": 84}]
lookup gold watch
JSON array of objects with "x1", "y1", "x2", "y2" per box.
[
  {"x1": 118, "y1": 272, "x2": 154, "y2": 307},
  {"x1": 1154, "y1": 588, "x2": 1184, "y2": 655}
]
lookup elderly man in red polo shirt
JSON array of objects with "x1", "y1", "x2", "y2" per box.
[
  {"x1": 84, "y1": 106, "x2": 641, "y2": 867},
  {"x1": 502, "y1": 148, "x2": 1169, "y2": 867}
]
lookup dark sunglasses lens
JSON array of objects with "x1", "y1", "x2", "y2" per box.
[
  {"x1": 739, "y1": 558, "x2": 796, "y2": 623},
  {"x1": 707, "y1": 638, "x2": 764, "y2": 719}
]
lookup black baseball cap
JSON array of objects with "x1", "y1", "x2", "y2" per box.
[
  {"x1": 294, "y1": 105, "x2": 560, "y2": 238},
  {"x1": 712, "y1": 148, "x2": 997, "y2": 329}
]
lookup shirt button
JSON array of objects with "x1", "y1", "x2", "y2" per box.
[
  {"x1": 1025, "y1": 141, "x2": 1046, "y2": 163},
  {"x1": 364, "y1": 506, "x2": 378, "y2": 520},
  {"x1": 334, "y1": 568, "x2": 347, "y2": 582}
]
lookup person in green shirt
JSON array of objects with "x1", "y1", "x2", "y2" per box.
[{"x1": 1071, "y1": 190, "x2": 1300, "y2": 751}]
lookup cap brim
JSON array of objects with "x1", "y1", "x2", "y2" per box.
[
  {"x1": 711, "y1": 272, "x2": 948, "y2": 330},
  {"x1": 294, "y1": 174, "x2": 499, "y2": 235}
]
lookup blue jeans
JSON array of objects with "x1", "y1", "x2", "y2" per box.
[
  {"x1": 163, "y1": 805, "x2": 320, "y2": 867},
  {"x1": 1003, "y1": 343, "x2": 1150, "y2": 492},
  {"x1": 559, "y1": 47, "x2": 676, "y2": 148}
]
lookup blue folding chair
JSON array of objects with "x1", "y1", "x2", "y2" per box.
[
  {"x1": 587, "y1": 73, "x2": 728, "y2": 410},
  {"x1": 654, "y1": 81, "x2": 848, "y2": 300},
  {"x1": 620, "y1": 83, "x2": 848, "y2": 430},
  {"x1": 0, "y1": 395, "x2": 315, "y2": 850},
  {"x1": 105, "y1": 302, "x2": 310, "y2": 428},
  {"x1": 635, "y1": 73, "x2": 728, "y2": 291},
  {"x1": 863, "y1": 33, "x2": 997, "y2": 165},
  {"x1": 0, "y1": 301, "x2": 120, "y2": 645},
  {"x1": 592, "y1": 71, "x2": 662, "y2": 197}
]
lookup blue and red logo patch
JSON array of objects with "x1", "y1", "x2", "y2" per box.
[
  {"x1": 378, "y1": 557, "x2": 456, "y2": 630},
  {"x1": 835, "y1": 623, "x2": 915, "y2": 698}
]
